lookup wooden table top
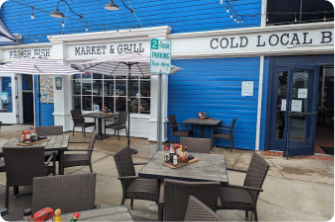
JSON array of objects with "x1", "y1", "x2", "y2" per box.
[
  {"x1": 0, "y1": 135, "x2": 70, "y2": 157},
  {"x1": 181, "y1": 118, "x2": 222, "y2": 126},
  {"x1": 139, "y1": 151, "x2": 229, "y2": 186},
  {"x1": 81, "y1": 112, "x2": 118, "y2": 119},
  {"x1": 61, "y1": 206, "x2": 133, "y2": 221}
]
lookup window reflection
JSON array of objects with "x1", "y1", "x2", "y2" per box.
[
  {"x1": 82, "y1": 96, "x2": 92, "y2": 111},
  {"x1": 0, "y1": 77, "x2": 12, "y2": 113},
  {"x1": 275, "y1": 71, "x2": 288, "y2": 139},
  {"x1": 73, "y1": 96, "x2": 81, "y2": 110},
  {"x1": 116, "y1": 97, "x2": 126, "y2": 112}
]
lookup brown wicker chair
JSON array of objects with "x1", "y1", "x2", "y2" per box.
[
  {"x1": 114, "y1": 146, "x2": 159, "y2": 208},
  {"x1": 168, "y1": 115, "x2": 193, "y2": 143},
  {"x1": 59, "y1": 129, "x2": 97, "y2": 173},
  {"x1": 71, "y1": 109, "x2": 96, "y2": 138},
  {"x1": 2, "y1": 147, "x2": 55, "y2": 211},
  {"x1": 159, "y1": 179, "x2": 220, "y2": 221},
  {"x1": 217, "y1": 152, "x2": 269, "y2": 222},
  {"x1": 31, "y1": 173, "x2": 97, "y2": 214},
  {"x1": 36, "y1": 126, "x2": 63, "y2": 162},
  {"x1": 180, "y1": 137, "x2": 212, "y2": 153},
  {"x1": 184, "y1": 196, "x2": 223, "y2": 221},
  {"x1": 104, "y1": 112, "x2": 127, "y2": 140},
  {"x1": 211, "y1": 118, "x2": 237, "y2": 153}
]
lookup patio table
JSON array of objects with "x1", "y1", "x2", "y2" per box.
[
  {"x1": 181, "y1": 118, "x2": 222, "y2": 138},
  {"x1": 1, "y1": 135, "x2": 70, "y2": 175},
  {"x1": 139, "y1": 151, "x2": 229, "y2": 186},
  {"x1": 61, "y1": 205, "x2": 133, "y2": 221},
  {"x1": 80, "y1": 112, "x2": 118, "y2": 140}
]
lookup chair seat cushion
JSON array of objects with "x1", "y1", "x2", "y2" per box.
[
  {"x1": 217, "y1": 187, "x2": 253, "y2": 210},
  {"x1": 213, "y1": 133, "x2": 230, "y2": 139},
  {"x1": 62, "y1": 154, "x2": 89, "y2": 168},
  {"x1": 126, "y1": 179, "x2": 159, "y2": 202}
]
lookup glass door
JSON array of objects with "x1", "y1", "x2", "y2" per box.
[{"x1": 283, "y1": 64, "x2": 319, "y2": 157}]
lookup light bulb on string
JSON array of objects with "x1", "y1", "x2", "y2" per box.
[
  {"x1": 85, "y1": 24, "x2": 88, "y2": 32},
  {"x1": 31, "y1": 7, "x2": 34, "y2": 19},
  {"x1": 62, "y1": 21, "x2": 65, "y2": 27},
  {"x1": 324, "y1": 12, "x2": 327, "y2": 21},
  {"x1": 220, "y1": 0, "x2": 223, "y2": 4},
  {"x1": 35, "y1": 35, "x2": 38, "y2": 42},
  {"x1": 230, "y1": 13, "x2": 233, "y2": 18},
  {"x1": 237, "y1": 19, "x2": 240, "y2": 23},
  {"x1": 234, "y1": 17, "x2": 236, "y2": 22},
  {"x1": 241, "y1": 17, "x2": 244, "y2": 23},
  {"x1": 266, "y1": 16, "x2": 269, "y2": 22},
  {"x1": 294, "y1": 13, "x2": 297, "y2": 22},
  {"x1": 226, "y1": 6, "x2": 229, "y2": 13}
]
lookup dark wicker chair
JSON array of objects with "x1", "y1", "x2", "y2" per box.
[
  {"x1": 217, "y1": 152, "x2": 269, "y2": 222},
  {"x1": 168, "y1": 115, "x2": 193, "y2": 143},
  {"x1": 104, "y1": 112, "x2": 127, "y2": 140},
  {"x1": 211, "y1": 118, "x2": 237, "y2": 153},
  {"x1": 159, "y1": 179, "x2": 220, "y2": 221},
  {"x1": 114, "y1": 146, "x2": 159, "y2": 208},
  {"x1": 2, "y1": 147, "x2": 55, "y2": 211},
  {"x1": 36, "y1": 125, "x2": 63, "y2": 162},
  {"x1": 184, "y1": 196, "x2": 223, "y2": 221},
  {"x1": 59, "y1": 129, "x2": 97, "y2": 173},
  {"x1": 71, "y1": 109, "x2": 96, "y2": 138},
  {"x1": 0, "y1": 158, "x2": 5, "y2": 173},
  {"x1": 31, "y1": 173, "x2": 97, "y2": 214},
  {"x1": 180, "y1": 137, "x2": 212, "y2": 153}
]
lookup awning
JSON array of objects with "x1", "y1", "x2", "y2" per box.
[{"x1": 0, "y1": 17, "x2": 20, "y2": 46}]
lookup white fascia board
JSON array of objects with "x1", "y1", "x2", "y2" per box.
[{"x1": 0, "y1": 43, "x2": 52, "y2": 50}]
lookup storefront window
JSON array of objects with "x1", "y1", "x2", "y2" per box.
[
  {"x1": 0, "y1": 77, "x2": 12, "y2": 113},
  {"x1": 72, "y1": 74, "x2": 150, "y2": 114}
]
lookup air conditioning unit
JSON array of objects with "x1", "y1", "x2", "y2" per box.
[{"x1": 13, "y1": 33, "x2": 22, "y2": 40}]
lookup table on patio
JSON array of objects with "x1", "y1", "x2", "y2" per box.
[
  {"x1": 181, "y1": 118, "x2": 222, "y2": 138},
  {"x1": 81, "y1": 112, "x2": 118, "y2": 140},
  {"x1": 139, "y1": 151, "x2": 228, "y2": 186},
  {"x1": 1, "y1": 135, "x2": 70, "y2": 175},
  {"x1": 61, "y1": 205, "x2": 133, "y2": 221}
]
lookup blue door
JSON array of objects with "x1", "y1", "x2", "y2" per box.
[{"x1": 283, "y1": 64, "x2": 319, "y2": 157}]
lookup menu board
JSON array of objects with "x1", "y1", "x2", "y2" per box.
[{"x1": 40, "y1": 74, "x2": 54, "y2": 104}]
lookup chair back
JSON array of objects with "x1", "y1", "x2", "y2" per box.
[
  {"x1": 116, "y1": 112, "x2": 127, "y2": 126},
  {"x1": 184, "y1": 196, "x2": 223, "y2": 221},
  {"x1": 87, "y1": 129, "x2": 97, "y2": 156},
  {"x1": 113, "y1": 146, "x2": 136, "y2": 192},
  {"x1": 32, "y1": 173, "x2": 96, "y2": 214},
  {"x1": 180, "y1": 137, "x2": 211, "y2": 153},
  {"x1": 168, "y1": 115, "x2": 178, "y2": 132},
  {"x1": 163, "y1": 179, "x2": 220, "y2": 221},
  {"x1": 243, "y1": 152, "x2": 269, "y2": 205},
  {"x1": 36, "y1": 126, "x2": 63, "y2": 136},
  {"x1": 71, "y1": 110, "x2": 83, "y2": 124},
  {"x1": 229, "y1": 118, "x2": 237, "y2": 135},
  {"x1": 3, "y1": 147, "x2": 46, "y2": 187}
]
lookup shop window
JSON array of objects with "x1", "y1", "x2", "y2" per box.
[
  {"x1": 0, "y1": 77, "x2": 12, "y2": 113},
  {"x1": 72, "y1": 74, "x2": 150, "y2": 114},
  {"x1": 266, "y1": 0, "x2": 334, "y2": 26}
]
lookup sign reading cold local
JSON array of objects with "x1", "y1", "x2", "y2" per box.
[{"x1": 150, "y1": 39, "x2": 172, "y2": 74}]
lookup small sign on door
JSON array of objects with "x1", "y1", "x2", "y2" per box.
[{"x1": 298, "y1": 89, "x2": 308, "y2": 99}]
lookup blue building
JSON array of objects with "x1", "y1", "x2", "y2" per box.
[{"x1": 0, "y1": 0, "x2": 333, "y2": 157}]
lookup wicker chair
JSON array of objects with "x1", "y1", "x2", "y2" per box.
[
  {"x1": 180, "y1": 137, "x2": 212, "y2": 153},
  {"x1": 168, "y1": 115, "x2": 193, "y2": 143},
  {"x1": 2, "y1": 147, "x2": 55, "y2": 211},
  {"x1": 114, "y1": 146, "x2": 159, "y2": 208},
  {"x1": 59, "y1": 129, "x2": 97, "y2": 173},
  {"x1": 104, "y1": 112, "x2": 127, "y2": 140},
  {"x1": 36, "y1": 125, "x2": 63, "y2": 162},
  {"x1": 31, "y1": 173, "x2": 97, "y2": 214},
  {"x1": 71, "y1": 109, "x2": 96, "y2": 138},
  {"x1": 159, "y1": 179, "x2": 220, "y2": 221},
  {"x1": 217, "y1": 152, "x2": 269, "y2": 221},
  {"x1": 211, "y1": 118, "x2": 237, "y2": 153},
  {"x1": 184, "y1": 196, "x2": 223, "y2": 221},
  {"x1": 0, "y1": 158, "x2": 5, "y2": 173}
]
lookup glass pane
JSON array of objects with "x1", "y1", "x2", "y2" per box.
[
  {"x1": 73, "y1": 96, "x2": 81, "y2": 110},
  {"x1": 93, "y1": 73, "x2": 102, "y2": 79},
  {"x1": 0, "y1": 77, "x2": 12, "y2": 113},
  {"x1": 115, "y1": 80, "x2": 127, "y2": 96},
  {"x1": 130, "y1": 80, "x2": 139, "y2": 97},
  {"x1": 116, "y1": 97, "x2": 126, "y2": 112},
  {"x1": 82, "y1": 96, "x2": 92, "y2": 111},
  {"x1": 82, "y1": 72, "x2": 92, "y2": 80},
  {"x1": 104, "y1": 97, "x2": 114, "y2": 113},
  {"x1": 93, "y1": 80, "x2": 102, "y2": 95},
  {"x1": 140, "y1": 81, "x2": 150, "y2": 97},
  {"x1": 93, "y1": 97, "x2": 103, "y2": 111},
  {"x1": 72, "y1": 74, "x2": 81, "y2": 79},
  {"x1": 140, "y1": 98, "x2": 150, "y2": 114},
  {"x1": 82, "y1": 80, "x2": 92, "y2": 95},
  {"x1": 130, "y1": 98, "x2": 139, "y2": 113},
  {"x1": 104, "y1": 75, "x2": 114, "y2": 80},
  {"x1": 73, "y1": 80, "x2": 81, "y2": 95},
  {"x1": 104, "y1": 80, "x2": 115, "y2": 96},
  {"x1": 275, "y1": 71, "x2": 288, "y2": 139}
]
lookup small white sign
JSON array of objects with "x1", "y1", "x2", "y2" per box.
[
  {"x1": 94, "y1": 105, "x2": 100, "y2": 112},
  {"x1": 150, "y1": 39, "x2": 172, "y2": 74},
  {"x1": 241, "y1": 81, "x2": 254, "y2": 97},
  {"x1": 291, "y1": 100, "x2": 302, "y2": 112},
  {"x1": 298, "y1": 88, "x2": 308, "y2": 99},
  {"x1": 281, "y1": 99, "x2": 287, "y2": 111}
]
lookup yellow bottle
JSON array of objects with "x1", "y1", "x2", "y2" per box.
[
  {"x1": 179, "y1": 146, "x2": 184, "y2": 162},
  {"x1": 54, "y1": 209, "x2": 61, "y2": 222}
]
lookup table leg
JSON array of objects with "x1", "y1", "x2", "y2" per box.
[
  {"x1": 200, "y1": 126, "x2": 205, "y2": 138},
  {"x1": 59, "y1": 150, "x2": 64, "y2": 175},
  {"x1": 98, "y1": 118, "x2": 103, "y2": 139}
]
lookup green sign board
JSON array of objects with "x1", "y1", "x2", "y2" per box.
[{"x1": 150, "y1": 38, "x2": 172, "y2": 74}]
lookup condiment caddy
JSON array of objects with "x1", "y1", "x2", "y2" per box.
[{"x1": 163, "y1": 143, "x2": 196, "y2": 169}]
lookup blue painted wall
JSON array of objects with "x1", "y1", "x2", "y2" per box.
[
  {"x1": 0, "y1": 0, "x2": 262, "y2": 44},
  {"x1": 168, "y1": 57, "x2": 261, "y2": 150},
  {"x1": 259, "y1": 58, "x2": 269, "y2": 150},
  {"x1": 34, "y1": 76, "x2": 54, "y2": 126}
]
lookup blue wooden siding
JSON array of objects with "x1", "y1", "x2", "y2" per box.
[
  {"x1": 259, "y1": 58, "x2": 269, "y2": 150},
  {"x1": 168, "y1": 57, "x2": 261, "y2": 150},
  {"x1": 34, "y1": 76, "x2": 54, "y2": 126},
  {"x1": 1, "y1": 0, "x2": 261, "y2": 44}
]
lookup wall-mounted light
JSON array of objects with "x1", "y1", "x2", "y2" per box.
[
  {"x1": 31, "y1": 7, "x2": 34, "y2": 19},
  {"x1": 50, "y1": 0, "x2": 83, "y2": 19},
  {"x1": 104, "y1": 0, "x2": 133, "y2": 13}
]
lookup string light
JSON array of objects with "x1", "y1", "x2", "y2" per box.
[
  {"x1": 294, "y1": 13, "x2": 297, "y2": 22},
  {"x1": 266, "y1": 16, "x2": 269, "y2": 22},
  {"x1": 62, "y1": 21, "x2": 65, "y2": 27},
  {"x1": 234, "y1": 17, "x2": 237, "y2": 22},
  {"x1": 219, "y1": 0, "x2": 223, "y2": 4},
  {"x1": 324, "y1": 12, "x2": 327, "y2": 21},
  {"x1": 230, "y1": 12, "x2": 233, "y2": 18},
  {"x1": 31, "y1": 7, "x2": 34, "y2": 19},
  {"x1": 241, "y1": 17, "x2": 244, "y2": 23},
  {"x1": 226, "y1": 6, "x2": 229, "y2": 13},
  {"x1": 35, "y1": 35, "x2": 38, "y2": 42},
  {"x1": 85, "y1": 23, "x2": 88, "y2": 31},
  {"x1": 237, "y1": 19, "x2": 240, "y2": 23}
]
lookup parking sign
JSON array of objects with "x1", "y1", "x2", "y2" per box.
[{"x1": 150, "y1": 38, "x2": 172, "y2": 74}]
